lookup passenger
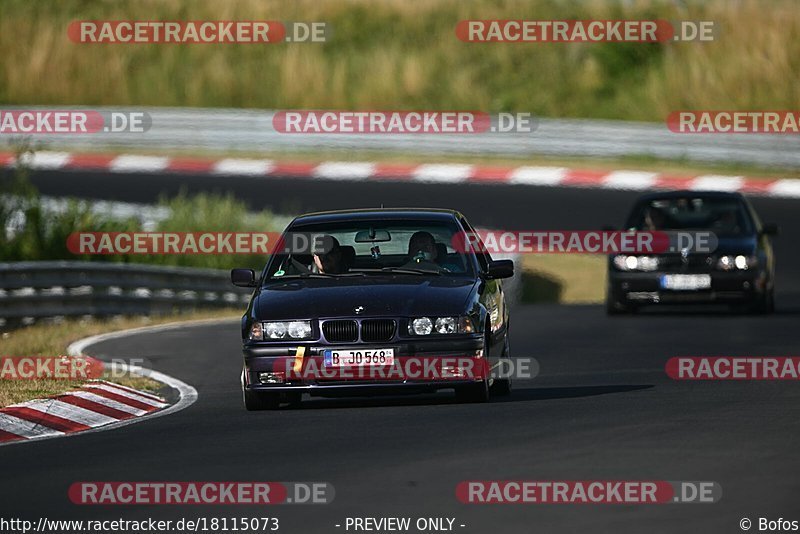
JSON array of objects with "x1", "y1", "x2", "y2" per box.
[{"x1": 402, "y1": 231, "x2": 440, "y2": 270}]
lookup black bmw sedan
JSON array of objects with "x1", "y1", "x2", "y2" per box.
[
  {"x1": 231, "y1": 208, "x2": 514, "y2": 410},
  {"x1": 606, "y1": 191, "x2": 778, "y2": 315}
]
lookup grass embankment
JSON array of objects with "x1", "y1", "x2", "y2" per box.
[
  {"x1": 0, "y1": 311, "x2": 240, "y2": 407},
  {"x1": 1, "y1": 0, "x2": 797, "y2": 121},
  {"x1": 520, "y1": 254, "x2": 606, "y2": 305}
]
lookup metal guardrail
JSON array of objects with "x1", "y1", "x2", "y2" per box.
[
  {"x1": 0, "y1": 257, "x2": 522, "y2": 326},
  {"x1": 3, "y1": 107, "x2": 799, "y2": 169},
  {"x1": 0, "y1": 261, "x2": 251, "y2": 326}
]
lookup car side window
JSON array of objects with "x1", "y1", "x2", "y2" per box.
[{"x1": 460, "y1": 217, "x2": 492, "y2": 272}]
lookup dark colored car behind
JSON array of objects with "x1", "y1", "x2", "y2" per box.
[
  {"x1": 606, "y1": 191, "x2": 778, "y2": 314},
  {"x1": 232, "y1": 208, "x2": 514, "y2": 410}
]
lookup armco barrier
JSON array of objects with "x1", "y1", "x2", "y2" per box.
[{"x1": 0, "y1": 261, "x2": 251, "y2": 326}]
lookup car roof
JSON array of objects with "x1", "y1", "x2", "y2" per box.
[
  {"x1": 289, "y1": 208, "x2": 463, "y2": 226},
  {"x1": 634, "y1": 190, "x2": 746, "y2": 203}
]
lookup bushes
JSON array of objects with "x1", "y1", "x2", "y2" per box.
[{"x1": 1, "y1": 156, "x2": 278, "y2": 270}]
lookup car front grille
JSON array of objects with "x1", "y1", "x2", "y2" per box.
[
  {"x1": 361, "y1": 319, "x2": 396, "y2": 342},
  {"x1": 657, "y1": 254, "x2": 714, "y2": 272},
  {"x1": 322, "y1": 320, "x2": 358, "y2": 342}
]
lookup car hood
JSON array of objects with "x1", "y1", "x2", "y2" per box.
[
  {"x1": 713, "y1": 235, "x2": 758, "y2": 255},
  {"x1": 254, "y1": 276, "x2": 478, "y2": 319}
]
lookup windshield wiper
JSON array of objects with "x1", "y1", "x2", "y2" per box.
[
  {"x1": 357, "y1": 267, "x2": 442, "y2": 276},
  {"x1": 270, "y1": 272, "x2": 364, "y2": 279}
]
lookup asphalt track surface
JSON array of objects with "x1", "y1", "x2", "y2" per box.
[{"x1": 2, "y1": 168, "x2": 800, "y2": 533}]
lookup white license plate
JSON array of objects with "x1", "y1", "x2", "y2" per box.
[
  {"x1": 323, "y1": 349, "x2": 395, "y2": 367},
  {"x1": 660, "y1": 274, "x2": 712, "y2": 291}
]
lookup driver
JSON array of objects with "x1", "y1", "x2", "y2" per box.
[{"x1": 312, "y1": 236, "x2": 347, "y2": 274}]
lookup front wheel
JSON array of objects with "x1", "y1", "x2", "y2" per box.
[{"x1": 490, "y1": 334, "x2": 512, "y2": 396}]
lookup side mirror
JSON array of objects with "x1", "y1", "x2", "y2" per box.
[
  {"x1": 231, "y1": 268, "x2": 257, "y2": 287},
  {"x1": 761, "y1": 222, "x2": 779, "y2": 236},
  {"x1": 485, "y1": 259, "x2": 514, "y2": 279}
]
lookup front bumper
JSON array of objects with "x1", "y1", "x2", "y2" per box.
[
  {"x1": 242, "y1": 336, "x2": 487, "y2": 394},
  {"x1": 608, "y1": 269, "x2": 768, "y2": 305}
]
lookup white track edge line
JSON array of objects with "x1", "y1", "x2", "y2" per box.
[{"x1": 0, "y1": 318, "x2": 236, "y2": 447}]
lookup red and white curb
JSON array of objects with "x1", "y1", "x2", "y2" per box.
[
  {"x1": 0, "y1": 380, "x2": 168, "y2": 444},
  {"x1": 0, "y1": 320, "x2": 204, "y2": 446},
  {"x1": 2, "y1": 151, "x2": 799, "y2": 198}
]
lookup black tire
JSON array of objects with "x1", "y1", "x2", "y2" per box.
[
  {"x1": 456, "y1": 380, "x2": 490, "y2": 403},
  {"x1": 457, "y1": 329, "x2": 492, "y2": 403},
  {"x1": 490, "y1": 335, "x2": 512, "y2": 396},
  {"x1": 243, "y1": 388, "x2": 280, "y2": 411},
  {"x1": 749, "y1": 288, "x2": 775, "y2": 315}
]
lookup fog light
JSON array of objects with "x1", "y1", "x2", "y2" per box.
[{"x1": 258, "y1": 372, "x2": 285, "y2": 384}]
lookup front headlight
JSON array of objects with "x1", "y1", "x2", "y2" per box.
[
  {"x1": 408, "y1": 316, "x2": 474, "y2": 335},
  {"x1": 410, "y1": 317, "x2": 433, "y2": 335},
  {"x1": 613, "y1": 255, "x2": 659, "y2": 272},
  {"x1": 716, "y1": 255, "x2": 757, "y2": 271},
  {"x1": 260, "y1": 321, "x2": 313, "y2": 340}
]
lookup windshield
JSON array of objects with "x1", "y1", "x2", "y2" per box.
[
  {"x1": 627, "y1": 197, "x2": 754, "y2": 237},
  {"x1": 264, "y1": 218, "x2": 476, "y2": 280}
]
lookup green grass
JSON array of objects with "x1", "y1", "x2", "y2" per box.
[
  {"x1": 1, "y1": 0, "x2": 797, "y2": 121},
  {"x1": 521, "y1": 254, "x2": 607, "y2": 304}
]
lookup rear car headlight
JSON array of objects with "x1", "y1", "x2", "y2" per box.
[
  {"x1": 261, "y1": 321, "x2": 313, "y2": 340},
  {"x1": 716, "y1": 255, "x2": 757, "y2": 271},
  {"x1": 408, "y1": 316, "x2": 474, "y2": 335},
  {"x1": 613, "y1": 255, "x2": 659, "y2": 272}
]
